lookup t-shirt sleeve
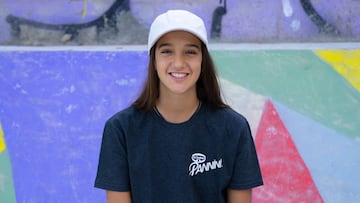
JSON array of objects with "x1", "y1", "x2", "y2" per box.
[
  {"x1": 94, "y1": 117, "x2": 130, "y2": 191},
  {"x1": 228, "y1": 119, "x2": 263, "y2": 190}
]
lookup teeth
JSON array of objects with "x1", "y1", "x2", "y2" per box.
[{"x1": 170, "y1": 73, "x2": 187, "y2": 78}]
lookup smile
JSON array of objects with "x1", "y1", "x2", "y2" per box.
[{"x1": 170, "y1": 72, "x2": 188, "y2": 78}]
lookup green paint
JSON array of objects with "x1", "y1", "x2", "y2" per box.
[
  {"x1": 0, "y1": 150, "x2": 16, "y2": 203},
  {"x1": 211, "y1": 50, "x2": 360, "y2": 140}
]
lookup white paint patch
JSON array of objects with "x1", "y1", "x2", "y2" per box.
[
  {"x1": 115, "y1": 79, "x2": 129, "y2": 86},
  {"x1": 39, "y1": 111, "x2": 63, "y2": 127},
  {"x1": 281, "y1": 0, "x2": 293, "y2": 17},
  {"x1": 56, "y1": 85, "x2": 76, "y2": 96},
  {"x1": 65, "y1": 104, "x2": 77, "y2": 113},
  {"x1": 291, "y1": 19, "x2": 301, "y2": 31},
  {"x1": 14, "y1": 83, "x2": 28, "y2": 94},
  {"x1": 220, "y1": 78, "x2": 267, "y2": 137},
  {"x1": 69, "y1": 84, "x2": 76, "y2": 93},
  {"x1": 266, "y1": 126, "x2": 277, "y2": 135},
  {"x1": 115, "y1": 78, "x2": 137, "y2": 86}
]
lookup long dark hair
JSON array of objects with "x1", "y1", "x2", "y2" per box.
[{"x1": 132, "y1": 42, "x2": 229, "y2": 112}]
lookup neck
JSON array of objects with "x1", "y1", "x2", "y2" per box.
[{"x1": 156, "y1": 92, "x2": 200, "y2": 123}]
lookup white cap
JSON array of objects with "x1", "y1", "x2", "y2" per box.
[{"x1": 147, "y1": 10, "x2": 208, "y2": 52}]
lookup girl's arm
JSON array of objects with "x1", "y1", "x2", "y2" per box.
[
  {"x1": 106, "y1": 191, "x2": 132, "y2": 203},
  {"x1": 227, "y1": 189, "x2": 252, "y2": 203}
]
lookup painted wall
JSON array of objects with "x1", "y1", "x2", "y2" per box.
[
  {"x1": 0, "y1": 46, "x2": 359, "y2": 202},
  {"x1": 0, "y1": 0, "x2": 359, "y2": 45},
  {"x1": 0, "y1": 0, "x2": 359, "y2": 202}
]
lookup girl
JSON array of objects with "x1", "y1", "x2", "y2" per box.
[{"x1": 95, "y1": 9, "x2": 263, "y2": 203}]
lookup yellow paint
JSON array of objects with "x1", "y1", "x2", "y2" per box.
[
  {"x1": 82, "y1": 0, "x2": 88, "y2": 18},
  {"x1": 316, "y1": 50, "x2": 360, "y2": 91},
  {"x1": 0, "y1": 124, "x2": 5, "y2": 152}
]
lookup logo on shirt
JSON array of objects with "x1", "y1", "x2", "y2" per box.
[{"x1": 188, "y1": 153, "x2": 223, "y2": 176}]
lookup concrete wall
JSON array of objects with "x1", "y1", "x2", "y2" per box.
[{"x1": 0, "y1": 0, "x2": 359, "y2": 45}]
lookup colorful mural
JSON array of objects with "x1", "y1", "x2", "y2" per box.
[
  {"x1": 0, "y1": 1, "x2": 359, "y2": 202},
  {"x1": 316, "y1": 50, "x2": 360, "y2": 91},
  {"x1": 0, "y1": 46, "x2": 359, "y2": 202}
]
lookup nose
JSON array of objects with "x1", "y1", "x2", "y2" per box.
[{"x1": 172, "y1": 53, "x2": 185, "y2": 69}]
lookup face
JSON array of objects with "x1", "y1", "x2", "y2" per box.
[{"x1": 155, "y1": 31, "x2": 202, "y2": 98}]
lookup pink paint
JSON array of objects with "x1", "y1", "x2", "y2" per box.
[{"x1": 253, "y1": 100, "x2": 324, "y2": 202}]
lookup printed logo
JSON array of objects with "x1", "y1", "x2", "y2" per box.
[{"x1": 188, "y1": 153, "x2": 223, "y2": 176}]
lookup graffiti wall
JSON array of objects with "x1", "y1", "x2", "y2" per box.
[
  {"x1": 0, "y1": 0, "x2": 360, "y2": 203},
  {"x1": 0, "y1": 0, "x2": 359, "y2": 45}
]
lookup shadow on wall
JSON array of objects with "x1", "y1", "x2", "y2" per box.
[{"x1": 0, "y1": 0, "x2": 359, "y2": 45}]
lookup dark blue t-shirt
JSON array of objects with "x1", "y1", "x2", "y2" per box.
[{"x1": 95, "y1": 102, "x2": 263, "y2": 202}]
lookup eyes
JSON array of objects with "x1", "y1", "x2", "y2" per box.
[
  {"x1": 185, "y1": 49, "x2": 199, "y2": 55},
  {"x1": 157, "y1": 46, "x2": 201, "y2": 56}
]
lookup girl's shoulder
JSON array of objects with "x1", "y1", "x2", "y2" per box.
[
  {"x1": 202, "y1": 103, "x2": 251, "y2": 137},
  {"x1": 204, "y1": 103, "x2": 248, "y2": 125},
  {"x1": 109, "y1": 105, "x2": 137, "y2": 118},
  {"x1": 106, "y1": 105, "x2": 148, "y2": 127}
]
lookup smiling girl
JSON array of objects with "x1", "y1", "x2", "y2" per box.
[{"x1": 95, "y1": 10, "x2": 263, "y2": 203}]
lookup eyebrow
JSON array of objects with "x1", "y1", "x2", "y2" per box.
[{"x1": 158, "y1": 43, "x2": 201, "y2": 50}]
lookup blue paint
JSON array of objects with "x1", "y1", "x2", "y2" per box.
[
  {"x1": 0, "y1": 50, "x2": 147, "y2": 202},
  {"x1": 2, "y1": 49, "x2": 359, "y2": 202},
  {"x1": 274, "y1": 101, "x2": 360, "y2": 203}
]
